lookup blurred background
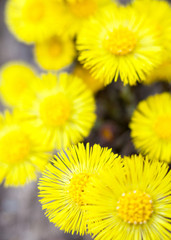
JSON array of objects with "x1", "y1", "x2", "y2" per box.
[{"x1": 0, "y1": 0, "x2": 171, "y2": 240}]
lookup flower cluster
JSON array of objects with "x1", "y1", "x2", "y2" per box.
[
  {"x1": 0, "y1": 0, "x2": 171, "y2": 239},
  {"x1": 0, "y1": 63, "x2": 96, "y2": 186},
  {"x1": 39, "y1": 144, "x2": 171, "y2": 239}
]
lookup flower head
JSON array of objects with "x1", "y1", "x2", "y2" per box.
[
  {"x1": 130, "y1": 92, "x2": 171, "y2": 162},
  {"x1": 86, "y1": 155, "x2": 171, "y2": 240},
  {"x1": 73, "y1": 63, "x2": 104, "y2": 93},
  {"x1": 0, "y1": 111, "x2": 50, "y2": 187},
  {"x1": 133, "y1": 0, "x2": 171, "y2": 58},
  {"x1": 54, "y1": 0, "x2": 111, "y2": 37},
  {"x1": 34, "y1": 35, "x2": 76, "y2": 70},
  {"x1": 0, "y1": 62, "x2": 37, "y2": 108},
  {"x1": 144, "y1": 59, "x2": 171, "y2": 84},
  {"x1": 77, "y1": 5, "x2": 162, "y2": 85},
  {"x1": 38, "y1": 143, "x2": 120, "y2": 235},
  {"x1": 5, "y1": 0, "x2": 57, "y2": 44},
  {"x1": 21, "y1": 73, "x2": 96, "y2": 149}
]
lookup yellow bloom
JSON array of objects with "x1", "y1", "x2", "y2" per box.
[
  {"x1": 0, "y1": 61, "x2": 37, "y2": 108},
  {"x1": 21, "y1": 73, "x2": 96, "y2": 149},
  {"x1": 5, "y1": 0, "x2": 57, "y2": 44},
  {"x1": 144, "y1": 58, "x2": 171, "y2": 84},
  {"x1": 54, "y1": 0, "x2": 111, "y2": 37},
  {"x1": 34, "y1": 35, "x2": 76, "y2": 70},
  {"x1": 73, "y1": 63, "x2": 104, "y2": 93},
  {"x1": 86, "y1": 155, "x2": 171, "y2": 240},
  {"x1": 38, "y1": 143, "x2": 120, "y2": 235},
  {"x1": 77, "y1": 5, "x2": 162, "y2": 85},
  {"x1": 133, "y1": 0, "x2": 171, "y2": 58},
  {"x1": 0, "y1": 111, "x2": 50, "y2": 187},
  {"x1": 130, "y1": 92, "x2": 171, "y2": 162}
]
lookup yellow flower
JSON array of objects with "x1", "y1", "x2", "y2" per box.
[
  {"x1": 5, "y1": 0, "x2": 57, "y2": 44},
  {"x1": 130, "y1": 92, "x2": 171, "y2": 162},
  {"x1": 73, "y1": 63, "x2": 104, "y2": 93},
  {"x1": 86, "y1": 155, "x2": 171, "y2": 240},
  {"x1": 21, "y1": 73, "x2": 96, "y2": 149},
  {"x1": 54, "y1": 0, "x2": 111, "y2": 37},
  {"x1": 34, "y1": 35, "x2": 76, "y2": 70},
  {"x1": 144, "y1": 58, "x2": 171, "y2": 84},
  {"x1": 133, "y1": 0, "x2": 171, "y2": 58},
  {"x1": 77, "y1": 5, "x2": 163, "y2": 85},
  {"x1": 0, "y1": 61, "x2": 37, "y2": 108},
  {"x1": 38, "y1": 143, "x2": 120, "y2": 235},
  {"x1": 0, "y1": 111, "x2": 50, "y2": 187}
]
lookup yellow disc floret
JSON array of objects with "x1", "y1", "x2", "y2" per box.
[
  {"x1": 105, "y1": 27, "x2": 137, "y2": 56},
  {"x1": 39, "y1": 93, "x2": 71, "y2": 127},
  {"x1": 0, "y1": 129, "x2": 30, "y2": 165},
  {"x1": 154, "y1": 116, "x2": 171, "y2": 140},
  {"x1": 69, "y1": 172, "x2": 90, "y2": 206},
  {"x1": 117, "y1": 190, "x2": 153, "y2": 224},
  {"x1": 69, "y1": 0, "x2": 97, "y2": 18}
]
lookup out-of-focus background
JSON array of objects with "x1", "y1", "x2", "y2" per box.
[{"x1": 0, "y1": 0, "x2": 170, "y2": 240}]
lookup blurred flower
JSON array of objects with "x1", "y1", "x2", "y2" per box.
[
  {"x1": 133, "y1": 0, "x2": 171, "y2": 58},
  {"x1": 53, "y1": 0, "x2": 112, "y2": 37},
  {"x1": 5, "y1": 0, "x2": 57, "y2": 44},
  {"x1": 0, "y1": 111, "x2": 50, "y2": 187},
  {"x1": 21, "y1": 73, "x2": 96, "y2": 149},
  {"x1": 38, "y1": 143, "x2": 120, "y2": 235},
  {"x1": 130, "y1": 92, "x2": 171, "y2": 162},
  {"x1": 144, "y1": 59, "x2": 171, "y2": 84},
  {"x1": 86, "y1": 155, "x2": 171, "y2": 240},
  {"x1": 77, "y1": 5, "x2": 163, "y2": 85},
  {"x1": 34, "y1": 35, "x2": 76, "y2": 70},
  {"x1": 0, "y1": 62, "x2": 37, "y2": 108},
  {"x1": 73, "y1": 63, "x2": 104, "y2": 93}
]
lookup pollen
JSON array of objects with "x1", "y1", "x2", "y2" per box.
[
  {"x1": 0, "y1": 130, "x2": 30, "y2": 165},
  {"x1": 105, "y1": 27, "x2": 137, "y2": 56},
  {"x1": 23, "y1": 0, "x2": 45, "y2": 22},
  {"x1": 117, "y1": 190, "x2": 153, "y2": 224},
  {"x1": 69, "y1": 173, "x2": 91, "y2": 206},
  {"x1": 154, "y1": 115, "x2": 171, "y2": 140},
  {"x1": 69, "y1": 0, "x2": 97, "y2": 18},
  {"x1": 39, "y1": 93, "x2": 71, "y2": 127}
]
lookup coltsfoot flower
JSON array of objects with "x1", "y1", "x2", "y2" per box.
[
  {"x1": 77, "y1": 5, "x2": 162, "y2": 85},
  {"x1": 133, "y1": 0, "x2": 171, "y2": 58},
  {"x1": 34, "y1": 35, "x2": 76, "y2": 70},
  {"x1": 5, "y1": 0, "x2": 57, "y2": 44},
  {"x1": 130, "y1": 92, "x2": 171, "y2": 162},
  {"x1": 0, "y1": 111, "x2": 50, "y2": 187},
  {"x1": 0, "y1": 61, "x2": 37, "y2": 108},
  {"x1": 21, "y1": 73, "x2": 96, "y2": 149},
  {"x1": 144, "y1": 59, "x2": 171, "y2": 84},
  {"x1": 38, "y1": 143, "x2": 120, "y2": 235},
  {"x1": 73, "y1": 63, "x2": 104, "y2": 93},
  {"x1": 53, "y1": 0, "x2": 112, "y2": 37},
  {"x1": 86, "y1": 155, "x2": 171, "y2": 240}
]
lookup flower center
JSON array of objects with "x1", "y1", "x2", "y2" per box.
[
  {"x1": 117, "y1": 190, "x2": 153, "y2": 224},
  {"x1": 69, "y1": 173, "x2": 90, "y2": 206},
  {"x1": 154, "y1": 115, "x2": 171, "y2": 140},
  {"x1": 24, "y1": 1, "x2": 45, "y2": 22},
  {"x1": 105, "y1": 27, "x2": 137, "y2": 56},
  {"x1": 68, "y1": 0, "x2": 97, "y2": 18},
  {"x1": 0, "y1": 130, "x2": 30, "y2": 165},
  {"x1": 39, "y1": 93, "x2": 71, "y2": 127},
  {"x1": 47, "y1": 37, "x2": 63, "y2": 57}
]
